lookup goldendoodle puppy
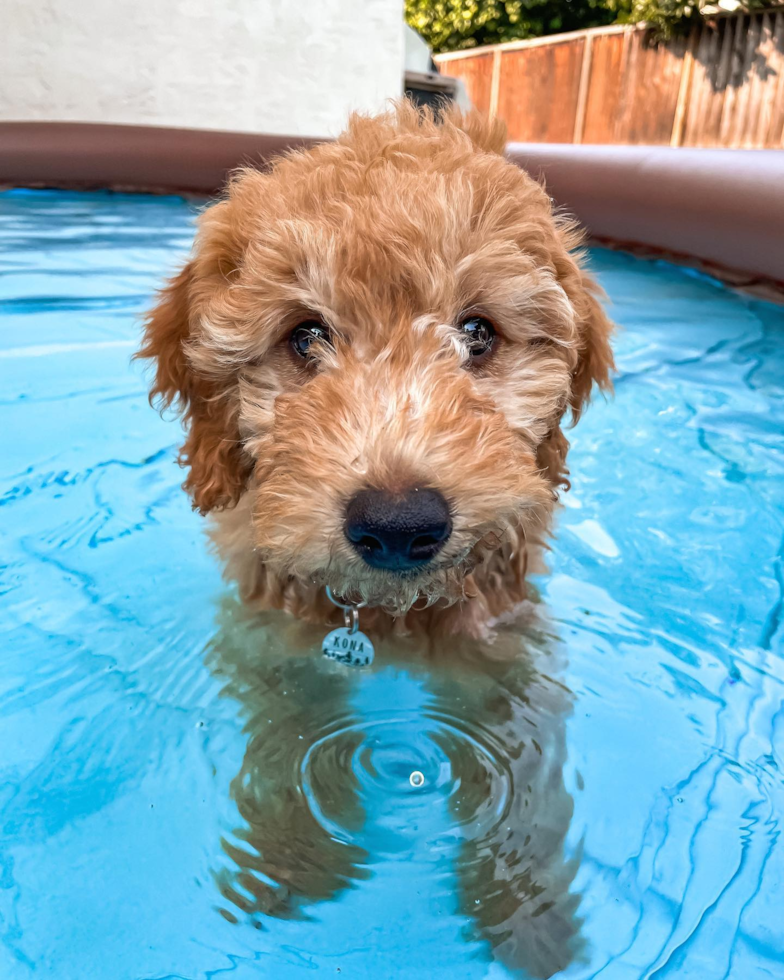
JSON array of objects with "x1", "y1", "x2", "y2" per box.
[{"x1": 139, "y1": 102, "x2": 613, "y2": 637}]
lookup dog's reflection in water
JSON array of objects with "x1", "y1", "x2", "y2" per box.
[{"x1": 207, "y1": 598, "x2": 582, "y2": 978}]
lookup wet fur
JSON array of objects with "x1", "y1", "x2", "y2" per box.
[{"x1": 138, "y1": 102, "x2": 613, "y2": 637}]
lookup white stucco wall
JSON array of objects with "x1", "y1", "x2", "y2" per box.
[{"x1": 0, "y1": 0, "x2": 404, "y2": 136}]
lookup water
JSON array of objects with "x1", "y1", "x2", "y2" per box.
[{"x1": 1, "y1": 189, "x2": 783, "y2": 979}]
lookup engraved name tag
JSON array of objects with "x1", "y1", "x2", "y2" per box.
[{"x1": 321, "y1": 626, "x2": 375, "y2": 667}]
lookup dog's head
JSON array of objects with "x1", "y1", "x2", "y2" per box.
[{"x1": 139, "y1": 104, "x2": 613, "y2": 612}]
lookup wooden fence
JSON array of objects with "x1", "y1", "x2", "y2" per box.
[{"x1": 434, "y1": 12, "x2": 784, "y2": 147}]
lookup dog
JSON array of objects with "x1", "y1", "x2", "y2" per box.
[{"x1": 138, "y1": 101, "x2": 613, "y2": 638}]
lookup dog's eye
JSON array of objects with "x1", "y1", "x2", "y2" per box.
[
  {"x1": 458, "y1": 315, "x2": 496, "y2": 361},
  {"x1": 289, "y1": 320, "x2": 333, "y2": 360}
]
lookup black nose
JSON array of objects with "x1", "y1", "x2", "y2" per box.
[{"x1": 344, "y1": 488, "x2": 452, "y2": 572}]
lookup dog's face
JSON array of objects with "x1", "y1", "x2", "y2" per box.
[{"x1": 139, "y1": 106, "x2": 613, "y2": 612}]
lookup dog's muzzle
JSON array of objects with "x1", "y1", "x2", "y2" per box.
[{"x1": 344, "y1": 487, "x2": 452, "y2": 573}]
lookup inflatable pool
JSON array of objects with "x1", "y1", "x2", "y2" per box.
[{"x1": 1, "y1": 142, "x2": 783, "y2": 978}]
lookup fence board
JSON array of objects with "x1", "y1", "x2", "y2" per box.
[
  {"x1": 718, "y1": 16, "x2": 747, "y2": 144},
  {"x1": 684, "y1": 21, "x2": 725, "y2": 146},
  {"x1": 767, "y1": 13, "x2": 784, "y2": 144},
  {"x1": 444, "y1": 52, "x2": 494, "y2": 115},
  {"x1": 495, "y1": 39, "x2": 585, "y2": 142},
  {"x1": 622, "y1": 31, "x2": 687, "y2": 143},
  {"x1": 733, "y1": 14, "x2": 761, "y2": 145},
  {"x1": 582, "y1": 32, "x2": 627, "y2": 142}
]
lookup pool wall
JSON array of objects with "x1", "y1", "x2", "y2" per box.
[{"x1": 1, "y1": 120, "x2": 782, "y2": 286}]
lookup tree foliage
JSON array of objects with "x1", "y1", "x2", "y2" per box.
[
  {"x1": 404, "y1": 0, "x2": 624, "y2": 52},
  {"x1": 619, "y1": 0, "x2": 766, "y2": 39},
  {"x1": 404, "y1": 0, "x2": 768, "y2": 52}
]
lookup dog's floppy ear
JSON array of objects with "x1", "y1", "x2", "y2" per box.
[
  {"x1": 535, "y1": 270, "x2": 613, "y2": 493},
  {"x1": 568, "y1": 268, "x2": 615, "y2": 422},
  {"x1": 551, "y1": 215, "x2": 615, "y2": 421},
  {"x1": 136, "y1": 203, "x2": 251, "y2": 514}
]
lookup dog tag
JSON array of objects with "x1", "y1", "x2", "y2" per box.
[{"x1": 322, "y1": 626, "x2": 375, "y2": 667}]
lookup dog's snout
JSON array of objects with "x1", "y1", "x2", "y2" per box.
[{"x1": 344, "y1": 488, "x2": 452, "y2": 572}]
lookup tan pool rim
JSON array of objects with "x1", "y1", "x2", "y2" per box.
[{"x1": 1, "y1": 120, "x2": 782, "y2": 288}]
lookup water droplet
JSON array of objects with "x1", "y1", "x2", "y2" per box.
[{"x1": 410, "y1": 770, "x2": 425, "y2": 788}]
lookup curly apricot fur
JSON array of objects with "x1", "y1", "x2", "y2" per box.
[{"x1": 137, "y1": 102, "x2": 614, "y2": 637}]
